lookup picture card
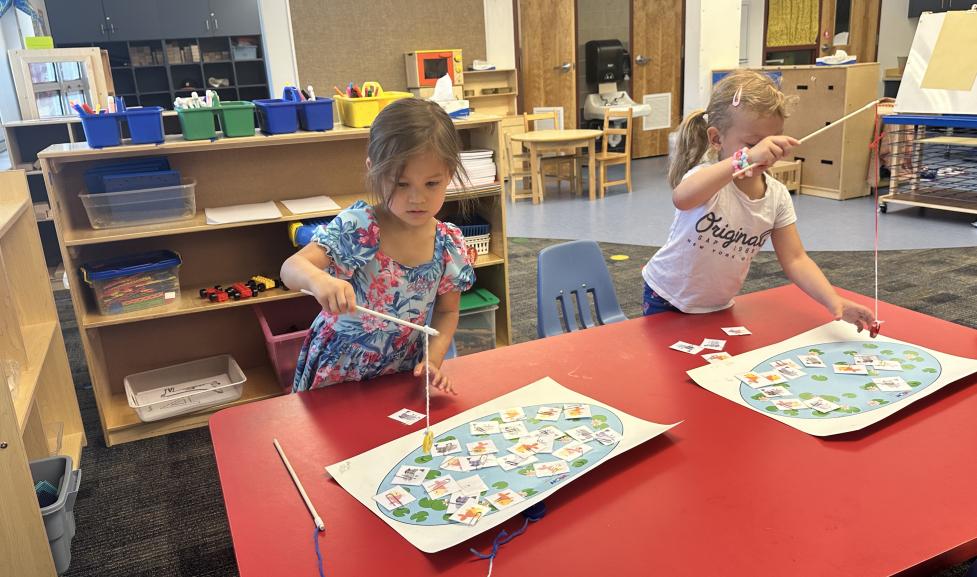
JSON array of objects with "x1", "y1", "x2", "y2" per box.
[
  {"x1": 485, "y1": 489, "x2": 526, "y2": 511},
  {"x1": 797, "y1": 354, "x2": 827, "y2": 368},
  {"x1": 392, "y1": 466, "x2": 429, "y2": 486},
  {"x1": 769, "y1": 359, "x2": 801, "y2": 370},
  {"x1": 389, "y1": 409, "x2": 425, "y2": 425},
  {"x1": 439, "y1": 456, "x2": 473, "y2": 472},
  {"x1": 776, "y1": 366, "x2": 807, "y2": 380},
  {"x1": 466, "y1": 440, "x2": 499, "y2": 455},
  {"x1": 552, "y1": 441, "x2": 593, "y2": 461},
  {"x1": 535, "y1": 406, "x2": 562, "y2": 421},
  {"x1": 872, "y1": 376, "x2": 912, "y2": 392},
  {"x1": 563, "y1": 403, "x2": 592, "y2": 419},
  {"x1": 771, "y1": 398, "x2": 807, "y2": 411},
  {"x1": 670, "y1": 341, "x2": 704, "y2": 354},
  {"x1": 565, "y1": 425, "x2": 596, "y2": 443},
  {"x1": 803, "y1": 397, "x2": 841, "y2": 414},
  {"x1": 500, "y1": 421, "x2": 530, "y2": 440},
  {"x1": 374, "y1": 486, "x2": 416, "y2": 511},
  {"x1": 448, "y1": 498, "x2": 490, "y2": 526},
  {"x1": 497, "y1": 452, "x2": 538, "y2": 471},
  {"x1": 594, "y1": 428, "x2": 623, "y2": 446},
  {"x1": 536, "y1": 425, "x2": 565, "y2": 440},
  {"x1": 721, "y1": 326, "x2": 752, "y2": 336},
  {"x1": 702, "y1": 352, "x2": 733, "y2": 364},
  {"x1": 455, "y1": 475, "x2": 489, "y2": 497},
  {"x1": 533, "y1": 460, "x2": 571, "y2": 477},
  {"x1": 701, "y1": 338, "x2": 727, "y2": 351},
  {"x1": 432, "y1": 439, "x2": 462, "y2": 456},
  {"x1": 422, "y1": 475, "x2": 461, "y2": 499},
  {"x1": 833, "y1": 363, "x2": 869, "y2": 375},
  {"x1": 876, "y1": 360, "x2": 904, "y2": 371},
  {"x1": 469, "y1": 421, "x2": 501, "y2": 436},
  {"x1": 759, "y1": 386, "x2": 791, "y2": 398},
  {"x1": 463, "y1": 455, "x2": 497, "y2": 470},
  {"x1": 499, "y1": 407, "x2": 526, "y2": 422}
]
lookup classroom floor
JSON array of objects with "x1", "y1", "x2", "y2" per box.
[
  {"x1": 506, "y1": 157, "x2": 977, "y2": 251},
  {"x1": 60, "y1": 240, "x2": 976, "y2": 577}
]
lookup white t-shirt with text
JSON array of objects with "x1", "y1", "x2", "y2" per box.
[{"x1": 642, "y1": 164, "x2": 797, "y2": 313}]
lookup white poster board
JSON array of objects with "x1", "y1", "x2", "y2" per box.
[
  {"x1": 688, "y1": 322, "x2": 977, "y2": 436},
  {"x1": 325, "y1": 377, "x2": 677, "y2": 552},
  {"x1": 894, "y1": 10, "x2": 977, "y2": 115}
]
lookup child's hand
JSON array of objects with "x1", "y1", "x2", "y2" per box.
[
  {"x1": 414, "y1": 361, "x2": 457, "y2": 395},
  {"x1": 311, "y1": 275, "x2": 357, "y2": 314},
  {"x1": 830, "y1": 298, "x2": 876, "y2": 334},
  {"x1": 747, "y1": 135, "x2": 800, "y2": 170}
]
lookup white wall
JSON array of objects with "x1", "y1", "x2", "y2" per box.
[
  {"x1": 483, "y1": 0, "x2": 515, "y2": 70},
  {"x1": 684, "y1": 0, "x2": 742, "y2": 114},
  {"x1": 258, "y1": 0, "x2": 299, "y2": 97},
  {"x1": 743, "y1": 0, "x2": 766, "y2": 68},
  {"x1": 877, "y1": 0, "x2": 917, "y2": 71}
]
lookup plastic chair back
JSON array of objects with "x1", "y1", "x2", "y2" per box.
[{"x1": 537, "y1": 240, "x2": 627, "y2": 338}]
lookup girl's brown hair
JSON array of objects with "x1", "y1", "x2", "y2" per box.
[
  {"x1": 668, "y1": 69, "x2": 795, "y2": 188},
  {"x1": 366, "y1": 98, "x2": 468, "y2": 207}
]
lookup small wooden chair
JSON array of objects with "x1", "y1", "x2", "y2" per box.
[
  {"x1": 506, "y1": 111, "x2": 577, "y2": 202},
  {"x1": 594, "y1": 108, "x2": 633, "y2": 198}
]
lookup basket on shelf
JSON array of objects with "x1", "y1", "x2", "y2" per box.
[{"x1": 451, "y1": 215, "x2": 491, "y2": 255}]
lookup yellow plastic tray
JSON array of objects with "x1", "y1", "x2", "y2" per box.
[{"x1": 335, "y1": 82, "x2": 413, "y2": 128}]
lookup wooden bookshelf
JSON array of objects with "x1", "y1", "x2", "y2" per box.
[
  {"x1": 0, "y1": 170, "x2": 86, "y2": 577},
  {"x1": 40, "y1": 113, "x2": 511, "y2": 446}
]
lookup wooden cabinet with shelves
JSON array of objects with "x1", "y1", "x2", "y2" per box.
[
  {"x1": 39, "y1": 113, "x2": 511, "y2": 446},
  {"x1": 0, "y1": 171, "x2": 85, "y2": 577},
  {"x1": 464, "y1": 69, "x2": 519, "y2": 117}
]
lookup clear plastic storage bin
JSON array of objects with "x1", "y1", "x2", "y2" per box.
[
  {"x1": 455, "y1": 288, "x2": 500, "y2": 356},
  {"x1": 81, "y1": 250, "x2": 182, "y2": 316},
  {"x1": 79, "y1": 178, "x2": 196, "y2": 229},
  {"x1": 124, "y1": 354, "x2": 246, "y2": 422}
]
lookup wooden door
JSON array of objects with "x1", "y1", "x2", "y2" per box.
[
  {"x1": 819, "y1": 0, "x2": 882, "y2": 62},
  {"x1": 518, "y1": 0, "x2": 577, "y2": 128},
  {"x1": 630, "y1": 0, "x2": 684, "y2": 158}
]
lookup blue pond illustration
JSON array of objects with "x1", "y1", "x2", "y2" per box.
[
  {"x1": 740, "y1": 341, "x2": 942, "y2": 419},
  {"x1": 376, "y1": 404, "x2": 623, "y2": 525}
]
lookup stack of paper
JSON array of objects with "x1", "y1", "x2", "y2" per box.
[{"x1": 449, "y1": 150, "x2": 496, "y2": 191}]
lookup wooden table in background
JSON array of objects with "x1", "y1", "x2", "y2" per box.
[
  {"x1": 510, "y1": 129, "x2": 603, "y2": 203},
  {"x1": 210, "y1": 285, "x2": 977, "y2": 577}
]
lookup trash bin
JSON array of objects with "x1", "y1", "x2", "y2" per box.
[{"x1": 29, "y1": 455, "x2": 82, "y2": 575}]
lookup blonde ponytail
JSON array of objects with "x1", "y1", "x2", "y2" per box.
[{"x1": 668, "y1": 110, "x2": 710, "y2": 188}]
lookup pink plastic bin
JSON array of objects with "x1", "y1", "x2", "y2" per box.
[{"x1": 253, "y1": 296, "x2": 322, "y2": 390}]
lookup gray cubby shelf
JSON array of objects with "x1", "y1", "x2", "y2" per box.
[{"x1": 56, "y1": 34, "x2": 269, "y2": 108}]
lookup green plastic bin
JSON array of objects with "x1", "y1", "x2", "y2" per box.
[
  {"x1": 456, "y1": 288, "x2": 500, "y2": 356},
  {"x1": 217, "y1": 101, "x2": 257, "y2": 138},
  {"x1": 177, "y1": 108, "x2": 217, "y2": 141}
]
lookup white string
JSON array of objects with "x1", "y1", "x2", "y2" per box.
[
  {"x1": 424, "y1": 331, "x2": 431, "y2": 439},
  {"x1": 486, "y1": 557, "x2": 494, "y2": 577}
]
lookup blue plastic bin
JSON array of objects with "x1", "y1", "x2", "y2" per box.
[
  {"x1": 126, "y1": 107, "x2": 165, "y2": 144},
  {"x1": 80, "y1": 113, "x2": 124, "y2": 148},
  {"x1": 297, "y1": 98, "x2": 334, "y2": 131},
  {"x1": 254, "y1": 99, "x2": 299, "y2": 134}
]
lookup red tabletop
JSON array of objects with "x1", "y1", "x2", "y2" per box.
[{"x1": 210, "y1": 285, "x2": 977, "y2": 577}]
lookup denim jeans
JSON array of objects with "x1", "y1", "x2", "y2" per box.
[{"x1": 643, "y1": 284, "x2": 680, "y2": 316}]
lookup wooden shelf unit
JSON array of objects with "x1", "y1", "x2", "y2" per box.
[
  {"x1": 464, "y1": 69, "x2": 518, "y2": 117},
  {"x1": 0, "y1": 171, "x2": 86, "y2": 577},
  {"x1": 40, "y1": 113, "x2": 511, "y2": 446}
]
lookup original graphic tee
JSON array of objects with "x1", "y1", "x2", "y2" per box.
[{"x1": 642, "y1": 163, "x2": 797, "y2": 313}]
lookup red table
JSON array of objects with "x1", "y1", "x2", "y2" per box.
[{"x1": 210, "y1": 285, "x2": 977, "y2": 577}]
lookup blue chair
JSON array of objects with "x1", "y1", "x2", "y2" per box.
[{"x1": 537, "y1": 240, "x2": 627, "y2": 338}]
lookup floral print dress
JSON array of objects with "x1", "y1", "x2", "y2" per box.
[{"x1": 292, "y1": 201, "x2": 475, "y2": 392}]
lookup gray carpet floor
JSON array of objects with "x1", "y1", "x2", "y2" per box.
[{"x1": 61, "y1": 239, "x2": 976, "y2": 577}]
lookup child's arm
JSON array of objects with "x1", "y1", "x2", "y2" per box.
[
  {"x1": 412, "y1": 291, "x2": 461, "y2": 394},
  {"x1": 673, "y1": 135, "x2": 800, "y2": 210},
  {"x1": 771, "y1": 224, "x2": 875, "y2": 332},
  {"x1": 280, "y1": 243, "x2": 357, "y2": 314}
]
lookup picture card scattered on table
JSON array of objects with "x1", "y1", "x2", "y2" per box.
[{"x1": 389, "y1": 409, "x2": 425, "y2": 425}]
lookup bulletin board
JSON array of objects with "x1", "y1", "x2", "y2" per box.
[
  {"x1": 290, "y1": 0, "x2": 487, "y2": 94},
  {"x1": 765, "y1": 0, "x2": 819, "y2": 48},
  {"x1": 894, "y1": 10, "x2": 977, "y2": 115}
]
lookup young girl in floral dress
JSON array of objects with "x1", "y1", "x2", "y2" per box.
[{"x1": 282, "y1": 99, "x2": 475, "y2": 393}]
